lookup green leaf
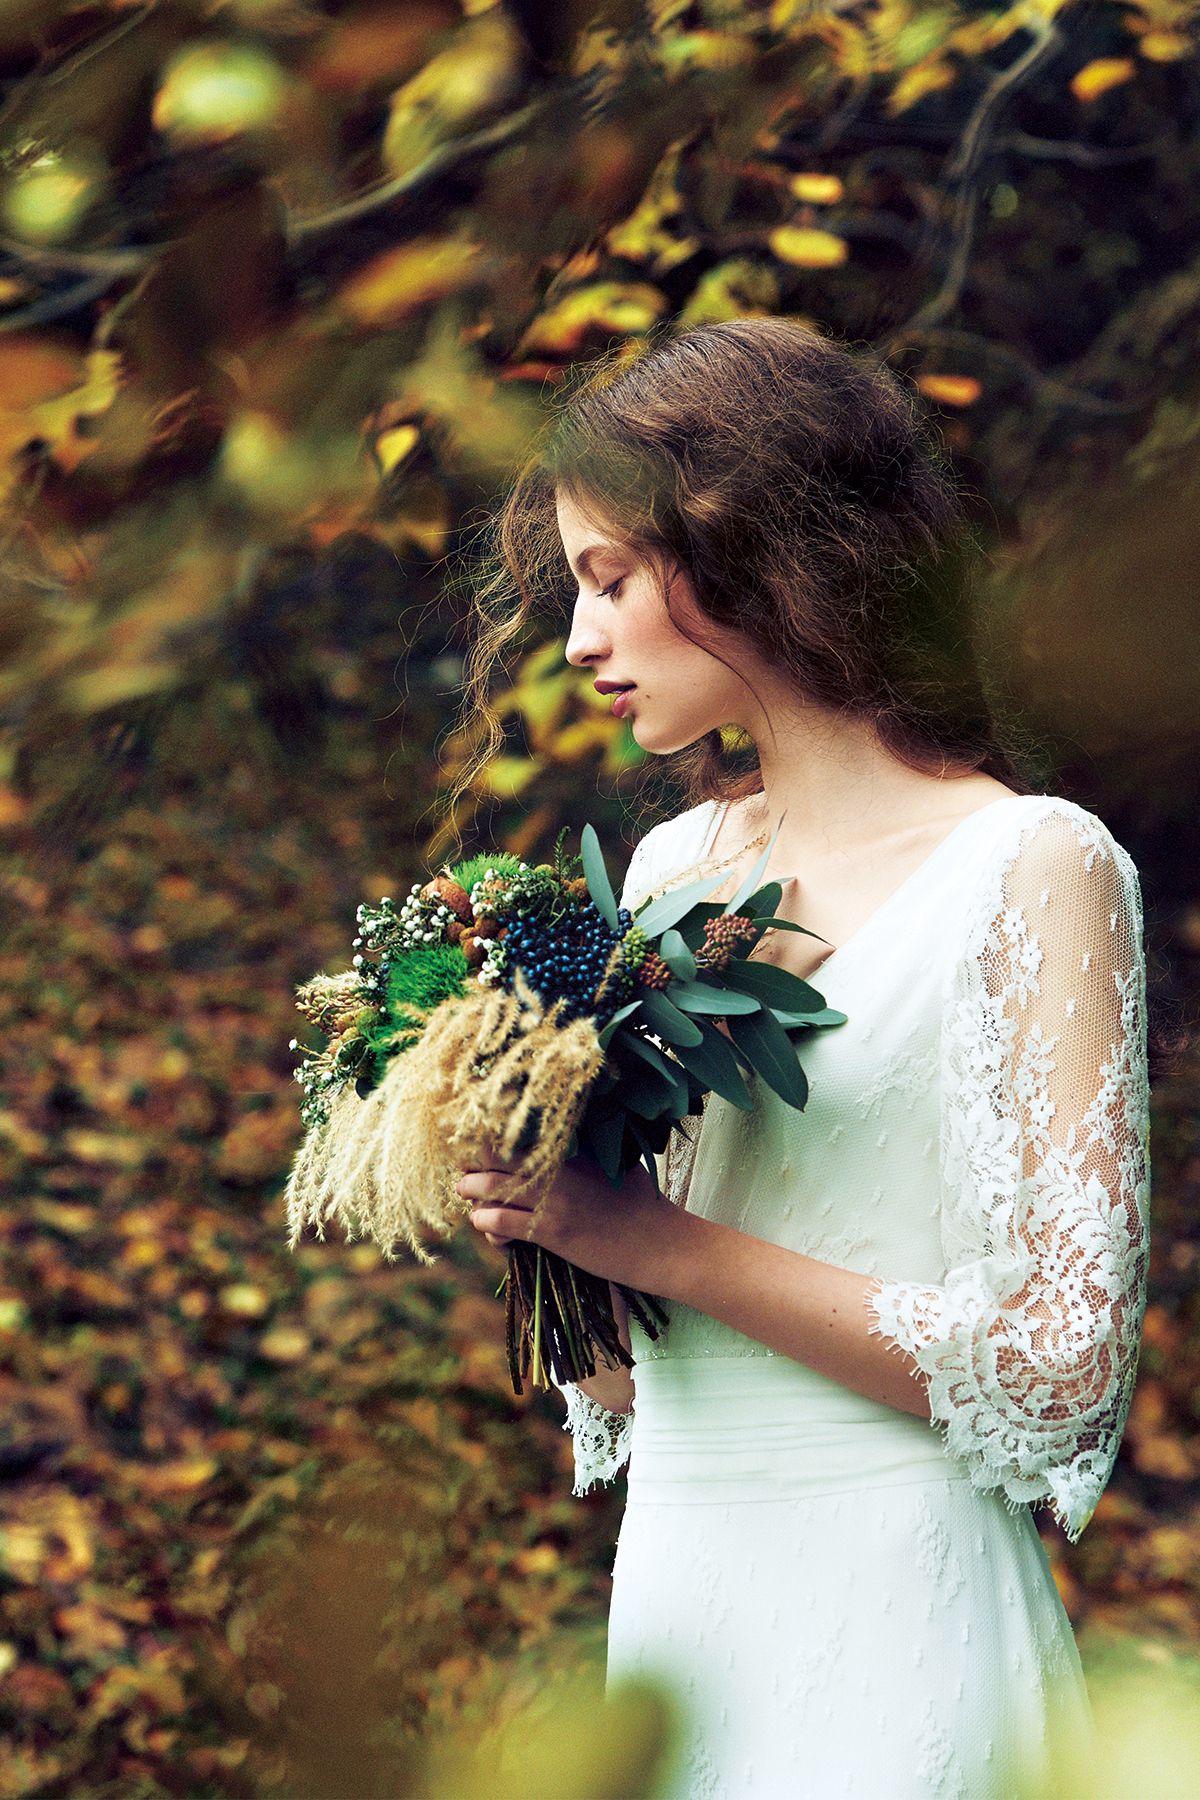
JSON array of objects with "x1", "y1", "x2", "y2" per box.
[
  {"x1": 726, "y1": 1005, "x2": 810, "y2": 1110},
  {"x1": 636, "y1": 864, "x2": 752, "y2": 938},
  {"x1": 627, "y1": 1117, "x2": 662, "y2": 1196},
  {"x1": 667, "y1": 980, "x2": 761, "y2": 1015},
  {"x1": 748, "y1": 916, "x2": 831, "y2": 943},
  {"x1": 581, "y1": 822, "x2": 618, "y2": 929},
  {"x1": 597, "y1": 997, "x2": 642, "y2": 1049},
  {"x1": 774, "y1": 1005, "x2": 848, "y2": 1029},
  {"x1": 586, "y1": 1106, "x2": 626, "y2": 1180},
  {"x1": 622, "y1": 1030, "x2": 690, "y2": 1113},
  {"x1": 624, "y1": 1060, "x2": 676, "y2": 1118},
  {"x1": 731, "y1": 879, "x2": 782, "y2": 921},
  {"x1": 721, "y1": 960, "x2": 831, "y2": 1014},
  {"x1": 638, "y1": 986, "x2": 705, "y2": 1046},
  {"x1": 670, "y1": 1018, "x2": 754, "y2": 1109},
  {"x1": 658, "y1": 927, "x2": 697, "y2": 982},
  {"x1": 724, "y1": 807, "x2": 789, "y2": 912}
]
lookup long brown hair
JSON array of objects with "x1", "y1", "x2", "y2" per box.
[{"x1": 442, "y1": 317, "x2": 1047, "y2": 850}]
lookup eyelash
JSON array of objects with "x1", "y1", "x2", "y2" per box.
[{"x1": 598, "y1": 578, "x2": 623, "y2": 600}]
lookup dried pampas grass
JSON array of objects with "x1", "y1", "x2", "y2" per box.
[{"x1": 285, "y1": 967, "x2": 607, "y2": 1263}]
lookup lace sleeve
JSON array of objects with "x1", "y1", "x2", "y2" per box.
[
  {"x1": 864, "y1": 803, "x2": 1151, "y2": 1543},
  {"x1": 550, "y1": 828, "x2": 658, "y2": 1496}
]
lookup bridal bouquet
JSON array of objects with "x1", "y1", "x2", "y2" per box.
[{"x1": 284, "y1": 817, "x2": 845, "y2": 1393}]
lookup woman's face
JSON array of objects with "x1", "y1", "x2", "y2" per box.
[{"x1": 557, "y1": 488, "x2": 761, "y2": 754}]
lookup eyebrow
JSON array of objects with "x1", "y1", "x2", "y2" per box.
[{"x1": 567, "y1": 543, "x2": 621, "y2": 583}]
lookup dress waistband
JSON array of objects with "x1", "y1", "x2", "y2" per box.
[{"x1": 626, "y1": 1354, "x2": 971, "y2": 1506}]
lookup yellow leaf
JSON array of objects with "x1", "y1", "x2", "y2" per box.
[
  {"x1": 1138, "y1": 31, "x2": 1193, "y2": 61},
  {"x1": 916, "y1": 373, "x2": 981, "y2": 408},
  {"x1": 768, "y1": 225, "x2": 848, "y2": 268},
  {"x1": 258, "y1": 1326, "x2": 311, "y2": 1364},
  {"x1": 549, "y1": 717, "x2": 617, "y2": 760},
  {"x1": 339, "y1": 235, "x2": 485, "y2": 326},
  {"x1": 788, "y1": 172, "x2": 844, "y2": 204},
  {"x1": 886, "y1": 59, "x2": 957, "y2": 116},
  {"x1": 133, "y1": 1457, "x2": 219, "y2": 1497},
  {"x1": 478, "y1": 755, "x2": 539, "y2": 798},
  {"x1": 382, "y1": 12, "x2": 526, "y2": 177},
  {"x1": 518, "y1": 281, "x2": 668, "y2": 355},
  {"x1": 219, "y1": 1283, "x2": 271, "y2": 1318},
  {"x1": 1070, "y1": 57, "x2": 1136, "y2": 102},
  {"x1": 375, "y1": 422, "x2": 421, "y2": 474},
  {"x1": 153, "y1": 43, "x2": 289, "y2": 145}
]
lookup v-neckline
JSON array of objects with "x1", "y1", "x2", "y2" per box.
[{"x1": 700, "y1": 791, "x2": 1028, "y2": 983}]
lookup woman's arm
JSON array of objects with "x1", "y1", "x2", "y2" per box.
[{"x1": 655, "y1": 1220, "x2": 933, "y2": 1418}]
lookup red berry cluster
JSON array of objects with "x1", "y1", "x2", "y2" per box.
[
  {"x1": 694, "y1": 913, "x2": 760, "y2": 973},
  {"x1": 636, "y1": 949, "x2": 673, "y2": 990}
]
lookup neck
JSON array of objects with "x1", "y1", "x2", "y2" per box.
[{"x1": 738, "y1": 708, "x2": 960, "y2": 860}]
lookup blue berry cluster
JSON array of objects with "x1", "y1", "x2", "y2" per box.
[{"x1": 501, "y1": 900, "x2": 636, "y2": 1028}]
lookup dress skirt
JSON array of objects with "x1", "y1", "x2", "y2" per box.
[{"x1": 605, "y1": 1355, "x2": 1096, "y2": 1800}]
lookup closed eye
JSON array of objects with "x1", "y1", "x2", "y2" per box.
[{"x1": 599, "y1": 578, "x2": 623, "y2": 599}]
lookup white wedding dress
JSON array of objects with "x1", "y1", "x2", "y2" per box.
[{"x1": 555, "y1": 790, "x2": 1150, "y2": 1799}]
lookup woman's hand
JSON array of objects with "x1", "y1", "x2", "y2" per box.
[{"x1": 458, "y1": 1149, "x2": 687, "y2": 1295}]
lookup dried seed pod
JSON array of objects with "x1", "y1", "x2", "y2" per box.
[
  {"x1": 461, "y1": 931, "x2": 489, "y2": 970},
  {"x1": 421, "y1": 875, "x2": 473, "y2": 922}
]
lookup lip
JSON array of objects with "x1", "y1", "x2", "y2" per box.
[
  {"x1": 611, "y1": 689, "x2": 634, "y2": 719},
  {"x1": 593, "y1": 681, "x2": 634, "y2": 695}
]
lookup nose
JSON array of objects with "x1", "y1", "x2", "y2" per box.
[{"x1": 563, "y1": 597, "x2": 609, "y2": 670}]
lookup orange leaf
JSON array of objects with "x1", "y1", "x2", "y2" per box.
[
  {"x1": 916, "y1": 373, "x2": 981, "y2": 408},
  {"x1": 1070, "y1": 57, "x2": 1136, "y2": 102},
  {"x1": 338, "y1": 237, "x2": 486, "y2": 327}
]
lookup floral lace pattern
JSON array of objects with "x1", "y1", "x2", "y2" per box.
[
  {"x1": 558, "y1": 1381, "x2": 635, "y2": 1497},
  {"x1": 864, "y1": 803, "x2": 1150, "y2": 1543}
]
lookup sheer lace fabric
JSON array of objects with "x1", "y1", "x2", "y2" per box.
[
  {"x1": 554, "y1": 796, "x2": 1149, "y2": 1540},
  {"x1": 863, "y1": 804, "x2": 1150, "y2": 1541}
]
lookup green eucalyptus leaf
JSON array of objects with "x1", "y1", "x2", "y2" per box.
[
  {"x1": 583, "y1": 1104, "x2": 626, "y2": 1177},
  {"x1": 725, "y1": 808, "x2": 789, "y2": 913},
  {"x1": 721, "y1": 960, "x2": 831, "y2": 1014},
  {"x1": 627, "y1": 1117, "x2": 662, "y2": 1196},
  {"x1": 636, "y1": 865, "x2": 752, "y2": 938},
  {"x1": 668, "y1": 980, "x2": 761, "y2": 1015},
  {"x1": 774, "y1": 1005, "x2": 848, "y2": 1029},
  {"x1": 581, "y1": 822, "x2": 619, "y2": 929},
  {"x1": 638, "y1": 986, "x2": 705, "y2": 1047},
  {"x1": 597, "y1": 997, "x2": 643, "y2": 1049},
  {"x1": 732, "y1": 879, "x2": 782, "y2": 921},
  {"x1": 622, "y1": 1031, "x2": 690, "y2": 1113},
  {"x1": 658, "y1": 928, "x2": 697, "y2": 982},
  {"x1": 726, "y1": 1006, "x2": 810, "y2": 1110},
  {"x1": 670, "y1": 1018, "x2": 755, "y2": 1109}
]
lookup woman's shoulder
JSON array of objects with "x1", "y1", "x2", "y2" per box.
[
  {"x1": 982, "y1": 790, "x2": 1139, "y2": 884},
  {"x1": 961, "y1": 790, "x2": 1143, "y2": 957}
]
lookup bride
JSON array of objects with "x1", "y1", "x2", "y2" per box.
[{"x1": 455, "y1": 317, "x2": 1150, "y2": 1798}]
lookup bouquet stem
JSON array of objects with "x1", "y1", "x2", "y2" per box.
[{"x1": 503, "y1": 1242, "x2": 670, "y2": 1395}]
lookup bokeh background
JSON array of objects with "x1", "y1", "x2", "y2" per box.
[{"x1": 2, "y1": 2, "x2": 1200, "y2": 1796}]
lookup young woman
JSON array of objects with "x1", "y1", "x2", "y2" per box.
[{"x1": 454, "y1": 318, "x2": 1150, "y2": 1798}]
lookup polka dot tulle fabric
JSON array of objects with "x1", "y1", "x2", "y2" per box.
[{"x1": 555, "y1": 792, "x2": 1149, "y2": 1797}]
